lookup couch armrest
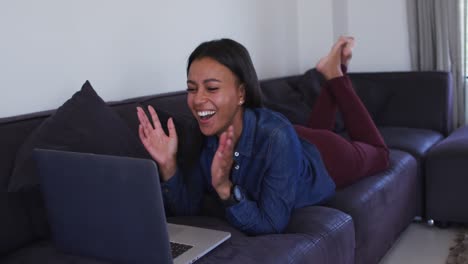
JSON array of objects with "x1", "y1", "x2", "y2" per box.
[
  {"x1": 284, "y1": 206, "x2": 355, "y2": 264},
  {"x1": 349, "y1": 71, "x2": 452, "y2": 135}
]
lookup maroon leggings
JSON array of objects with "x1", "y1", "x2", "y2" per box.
[{"x1": 294, "y1": 68, "x2": 389, "y2": 188}]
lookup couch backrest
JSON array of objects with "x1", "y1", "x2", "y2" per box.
[
  {"x1": 349, "y1": 71, "x2": 452, "y2": 136},
  {"x1": 0, "y1": 91, "x2": 200, "y2": 192},
  {"x1": 258, "y1": 71, "x2": 453, "y2": 136}
]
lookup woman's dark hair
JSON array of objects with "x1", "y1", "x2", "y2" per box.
[{"x1": 187, "y1": 38, "x2": 262, "y2": 108}]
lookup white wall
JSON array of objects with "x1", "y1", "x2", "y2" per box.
[
  {"x1": 347, "y1": 0, "x2": 411, "y2": 72},
  {"x1": 0, "y1": 0, "x2": 299, "y2": 118},
  {"x1": 297, "y1": 0, "x2": 411, "y2": 73},
  {"x1": 297, "y1": 0, "x2": 334, "y2": 72},
  {"x1": 1, "y1": 0, "x2": 411, "y2": 118}
]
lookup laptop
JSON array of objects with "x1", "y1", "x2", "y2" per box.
[{"x1": 33, "y1": 148, "x2": 231, "y2": 264}]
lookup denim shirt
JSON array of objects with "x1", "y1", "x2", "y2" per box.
[{"x1": 162, "y1": 108, "x2": 335, "y2": 235}]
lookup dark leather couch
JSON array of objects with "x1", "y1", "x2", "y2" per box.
[
  {"x1": 426, "y1": 125, "x2": 468, "y2": 225},
  {"x1": 0, "y1": 70, "x2": 453, "y2": 264}
]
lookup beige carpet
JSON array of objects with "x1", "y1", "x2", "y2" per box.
[{"x1": 447, "y1": 230, "x2": 468, "y2": 264}]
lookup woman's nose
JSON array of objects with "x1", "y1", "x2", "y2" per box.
[{"x1": 193, "y1": 90, "x2": 207, "y2": 105}]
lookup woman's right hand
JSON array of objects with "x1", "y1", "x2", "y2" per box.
[{"x1": 137, "y1": 106, "x2": 178, "y2": 181}]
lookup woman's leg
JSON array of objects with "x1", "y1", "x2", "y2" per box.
[
  {"x1": 326, "y1": 76, "x2": 387, "y2": 150},
  {"x1": 295, "y1": 37, "x2": 389, "y2": 188},
  {"x1": 294, "y1": 126, "x2": 388, "y2": 188},
  {"x1": 306, "y1": 64, "x2": 348, "y2": 130},
  {"x1": 306, "y1": 82, "x2": 337, "y2": 130}
]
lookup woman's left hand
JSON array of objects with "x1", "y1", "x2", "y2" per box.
[{"x1": 211, "y1": 126, "x2": 235, "y2": 200}]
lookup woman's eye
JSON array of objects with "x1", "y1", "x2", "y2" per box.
[
  {"x1": 186, "y1": 87, "x2": 196, "y2": 93},
  {"x1": 207, "y1": 87, "x2": 219, "y2": 92}
]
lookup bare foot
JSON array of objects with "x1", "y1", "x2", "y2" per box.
[
  {"x1": 316, "y1": 37, "x2": 347, "y2": 80},
  {"x1": 316, "y1": 36, "x2": 355, "y2": 80}
]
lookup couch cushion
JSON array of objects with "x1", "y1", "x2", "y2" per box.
[
  {"x1": 378, "y1": 126, "x2": 443, "y2": 160},
  {"x1": 170, "y1": 208, "x2": 354, "y2": 264},
  {"x1": 8, "y1": 81, "x2": 150, "y2": 192},
  {"x1": 1, "y1": 217, "x2": 238, "y2": 264},
  {"x1": 326, "y1": 149, "x2": 419, "y2": 264},
  {"x1": 283, "y1": 206, "x2": 355, "y2": 264},
  {"x1": 2, "y1": 208, "x2": 354, "y2": 264},
  {"x1": 260, "y1": 76, "x2": 312, "y2": 126}
]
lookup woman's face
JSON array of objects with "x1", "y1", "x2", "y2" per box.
[{"x1": 187, "y1": 57, "x2": 245, "y2": 137}]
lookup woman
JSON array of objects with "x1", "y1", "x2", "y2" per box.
[{"x1": 136, "y1": 37, "x2": 389, "y2": 235}]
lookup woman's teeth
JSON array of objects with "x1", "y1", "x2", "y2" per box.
[{"x1": 198, "y1": 110, "x2": 216, "y2": 120}]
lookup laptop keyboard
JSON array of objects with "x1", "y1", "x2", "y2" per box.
[{"x1": 170, "y1": 242, "x2": 193, "y2": 259}]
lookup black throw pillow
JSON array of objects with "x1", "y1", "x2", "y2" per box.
[
  {"x1": 260, "y1": 74, "x2": 316, "y2": 126},
  {"x1": 8, "y1": 81, "x2": 150, "y2": 192}
]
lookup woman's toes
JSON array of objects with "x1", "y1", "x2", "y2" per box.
[{"x1": 342, "y1": 38, "x2": 355, "y2": 65}]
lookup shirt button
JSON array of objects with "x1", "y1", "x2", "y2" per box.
[
  {"x1": 235, "y1": 165, "x2": 240, "y2": 170},
  {"x1": 163, "y1": 188, "x2": 169, "y2": 194},
  {"x1": 234, "y1": 152, "x2": 239, "y2": 157}
]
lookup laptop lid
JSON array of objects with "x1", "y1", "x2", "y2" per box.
[
  {"x1": 34, "y1": 149, "x2": 231, "y2": 264},
  {"x1": 34, "y1": 148, "x2": 173, "y2": 264}
]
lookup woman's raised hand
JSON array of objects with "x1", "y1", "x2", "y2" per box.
[
  {"x1": 137, "y1": 106, "x2": 178, "y2": 181},
  {"x1": 211, "y1": 126, "x2": 235, "y2": 200}
]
